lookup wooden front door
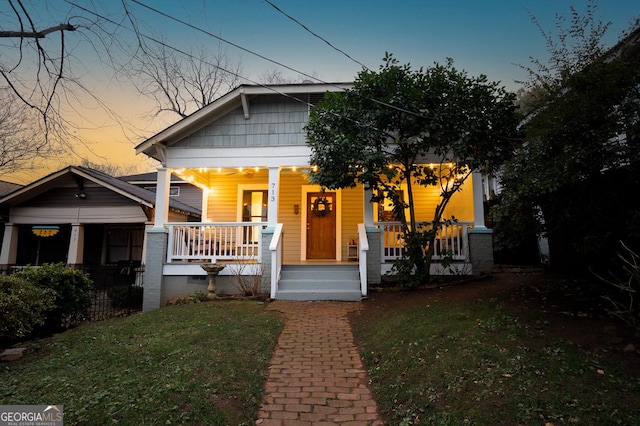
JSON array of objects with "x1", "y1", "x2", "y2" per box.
[{"x1": 306, "y1": 192, "x2": 336, "y2": 259}]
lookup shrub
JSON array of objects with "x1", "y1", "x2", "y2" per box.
[
  {"x1": 15, "y1": 263, "x2": 93, "y2": 330},
  {"x1": 166, "y1": 291, "x2": 209, "y2": 306},
  {"x1": 0, "y1": 275, "x2": 55, "y2": 341},
  {"x1": 107, "y1": 285, "x2": 143, "y2": 309}
]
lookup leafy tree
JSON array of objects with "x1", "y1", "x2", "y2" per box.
[
  {"x1": 305, "y1": 54, "x2": 519, "y2": 285},
  {"x1": 496, "y1": 2, "x2": 640, "y2": 272}
]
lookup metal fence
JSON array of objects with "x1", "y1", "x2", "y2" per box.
[
  {"x1": 1, "y1": 263, "x2": 144, "y2": 323},
  {"x1": 80, "y1": 262, "x2": 144, "y2": 322}
]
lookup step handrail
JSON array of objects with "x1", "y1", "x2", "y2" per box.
[
  {"x1": 357, "y1": 223, "x2": 369, "y2": 297},
  {"x1": 269, "y1": 223, "x2": 284, "y2": 299}
]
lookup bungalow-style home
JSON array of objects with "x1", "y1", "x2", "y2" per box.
[
  {"x1": 0, "y1": 166, "x2": 201, "y2": 284},
  {"x1": 136, "y1": 83, "x2": 494, "y2": 310},
  {"x1": 0, "y1": 180, "x2": 23, "y2": 244}
]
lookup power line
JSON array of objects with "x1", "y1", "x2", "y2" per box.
[
  {"x1": 128, "y1": 0, "x2": 325, "y2": 86},
  {"x1": 263, "y1": 0, "x2": 370, "y2": 71},
  {"x1": 126, "y1": 0, "x2": 424, "y2": 118},
  {"x1": 64, "y1": 0, "x2": 425, "y2": 120},
  {"x1": 63, "y1": 0, "x2": 320, "y2": 110}
]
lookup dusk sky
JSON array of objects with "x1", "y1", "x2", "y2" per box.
[
  {"x1": 2, "y1": 0, "x2": 639, "y2": 183},
  {"x1": 116, "y1": 0, "x2": 640, "y2": 88}
]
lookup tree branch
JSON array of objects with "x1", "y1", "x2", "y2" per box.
[{"x1": 0, "y1": 23, "x2": 76, "y2": 39}]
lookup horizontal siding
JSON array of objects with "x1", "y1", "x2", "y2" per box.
[
  {"x1": 278, "y1": 171, "x2": 307, "y2": 262},
  {"x1": 205, "y1": 171, "x2": 269, "y2": 222},
  {"x1": 376, "y1": 174, "x2": 475, "y2": 223},
  {"x1": 443, "y1": 176, "x2": 474, "y2": 222},
  {"x1": 199, "y1": 168, "x2": 476, "y2": 262},
  {"x1": 10, "y1": 206, "x2": 147, "y2": 224},
  {"x1": 173, "y1": 184, "x2": 203, "y2": 210},
  {"x1": 340, "y1": 186, "x2": 363, "y2": 259}
]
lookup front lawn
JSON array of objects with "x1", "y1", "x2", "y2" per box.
[
  {"x1": 1, "y1": 301, "x2": 283, "y2": 425},
  {"x1": 352, "y1": 278, "x2": 640, "y2": 425}
]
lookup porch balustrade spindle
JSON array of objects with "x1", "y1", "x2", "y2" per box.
[{"x1": 166, "y1": 222, "x2": 266, "y2": 263}]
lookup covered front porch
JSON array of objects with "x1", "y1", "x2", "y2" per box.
[{"x1": 142, "y1": 165, "x2": 492, "y2": 310}]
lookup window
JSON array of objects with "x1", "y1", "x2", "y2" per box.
[
  {"x1": 107, "y1": 227, "x2": 144, "y2": 263},
  {"x1": 242, "y1": 190, "x2": 268, "y2": 222},
  {"x1": 379, "y1": 189, "x2": 405, "y2": 222},
  {"x1": 242, "y1": 190, "x2": 267, "y2": 244}
]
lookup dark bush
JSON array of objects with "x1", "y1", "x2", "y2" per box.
[
  {"x1": 107, "y1": 285, "x2": 143, "y2": 309},
  {"x1": 15, "y1": 263, "x2": 93, "y2": 331},
  {"x1": 0, "y1": 275, "x2": 55, "y2": 342}
]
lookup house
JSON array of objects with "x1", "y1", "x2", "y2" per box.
[
  {"x1": 136, "y1": 83, "x2": 494, "y2": 310},
  {"x1": 0, "y1": 180, "x2": 22, "y2": 197},
  {"x1": 0, "y1": 180, "x2": 23, "y2": 245},
  {"x1": 120, "y1": 171, "x2": 204, "y2": 212},
  {"x1": 0, "y1": 166, "x2": 201, "y2": 284}
]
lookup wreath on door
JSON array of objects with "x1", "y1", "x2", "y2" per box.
[{"x1": 312, "y1": 197, "x2": 332, "y2": 217}]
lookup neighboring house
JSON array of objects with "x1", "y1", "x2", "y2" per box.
[
  {"x1": 136, "y1": 83, "x2": 493, "y2": 310},
  {"x1": 0, "y1": 180, "x2": 23, "y2": 244},
  {"x1": 0, "y1": 180, "x2": 22, "y2": 197},
  {"x1": 120, "y1": 171, "x2": 204, "y2": 212},
  {"x1": 0, "y1": 166, "x2": 201, "y2": 284}
]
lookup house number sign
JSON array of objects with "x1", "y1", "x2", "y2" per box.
[{"x1": 270, "y1": 182, "x2": 276, "y2": 202}]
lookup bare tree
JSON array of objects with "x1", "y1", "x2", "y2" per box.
[
  {"x1": 129, "y1": 42, "x2": 243, "y2": 119},
  {"x1": 259, "y1": 68, "x2": 322, "y2": 85},
  {"x1": 0, "y1": 89, "x2": 51, "y2": 177},
  {"x1": 79, "y1": 159, "x2": 150, "y2": 177},
  {"x1": 0, "y1": 0, "x2": 244, "y2": 178},
  {"x1": 0, "y1": 0, "x2": 76, "y2": 139}
]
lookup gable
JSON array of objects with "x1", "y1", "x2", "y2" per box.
[{"x1": 173, "y1": 94, "x2": 310, "y2": 149}]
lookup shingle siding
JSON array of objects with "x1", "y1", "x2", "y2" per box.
[{"x1": 176, "y1": 95, "x2": 309, "y2": 148}]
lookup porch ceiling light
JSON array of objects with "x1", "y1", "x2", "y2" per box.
[{"x1": 32, "y1": 225, "x2": 60, "y2": 237}]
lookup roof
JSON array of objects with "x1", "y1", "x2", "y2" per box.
[
  {"x1": 120, "y1": 171, "x2": 190, "y2": 184},
  {"x1": 0, "y1": 180, "x2": 22, "y2": 196},
  {"x1": 0, "y1": 166, "x2": 201, "y2": 217},
  {"x1": 135, "y1": 82, "x2": 352, "y2": 160}
]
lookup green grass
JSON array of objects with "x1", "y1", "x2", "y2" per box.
[
  {"x1": 1, "y1": 301, "x2": 283, "y2": 425},
  {"x1": 352, "y1": 297, "x2": 640, "y2": 425}
]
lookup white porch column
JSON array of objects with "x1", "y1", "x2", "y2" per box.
[
  {"x1": 200, "y1": 188, "x2": 209, "y2": 221},
  {"x1": 0, "y1": 223, "x2": 19, "y2": 267},
  {"x1": 363, "y1": 187, "x2": 374, "y2": 226},
  {"x1": 267, "y1": 166, "x2": 280, "y2": 227},
  {"x1": 67, "y1": 224, "x2": 84, "y2": 266},
  {"x1": 471, "y1": 171, "x2": 487, "y2": 229},
  {"x1": 154, "y1": 167, "x2": 171, "y2": 228},
  {"x1": 140, "y1": 222, "x2": 153, "y2": 265}
]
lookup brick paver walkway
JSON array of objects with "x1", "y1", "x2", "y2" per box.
[{"x1": 256, "y1": 301, "x2": 383, "y2": 425}]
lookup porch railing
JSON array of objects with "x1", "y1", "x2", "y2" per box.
[
  {"x1": 166, "y1": 222, "x2": 267, "y2": 263},
  {"x1": 377, "y1": 221, "x2": 472, "y2": 262}
]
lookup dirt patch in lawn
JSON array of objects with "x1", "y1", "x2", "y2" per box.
[{"x1": 362, "y1": 270, "x2": 640, "y2": 378}]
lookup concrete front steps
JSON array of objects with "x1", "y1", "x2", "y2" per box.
[{"x1": 274, "y1": 264, "x2": 362, "y2": 301}]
